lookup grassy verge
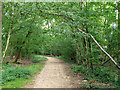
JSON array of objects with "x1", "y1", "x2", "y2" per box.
[{"x1": 2, "y1": 61, "x2": 45, "y2": 88}]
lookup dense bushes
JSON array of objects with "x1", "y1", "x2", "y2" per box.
[
  {"x1": 2, "y1": 55, "x2": 47, "y2": 85},
  {"x1": 2, "y1": 65, "x2": 32, "y2": 85},
  {"x1": 71, "y1": 64, "x2": 120, "y2": 87}
]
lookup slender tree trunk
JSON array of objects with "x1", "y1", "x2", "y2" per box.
[
  {"x1": 76, "y1": 40, "x2": 83, "y2": 64},
  {"x1": 101, "y1": 52, "x2": 120, "y2": 66},
  {"x1": 10, "y1": 42, "x2": 14, "y2": 59},
  {"x1": 77, "y1": 28, "x2": 120, "y2": 69},
  {"x1": 0, "y1": 2, "x2": 3, "y2": 63},
  {"x1": 47, "y1": 19, "x2": 49, "y2": 29},
  {"x1": 14, "y1": 16, "x2": 35, "y2": 62},
  {"x1": 82, "y1": 24, "x2": 88, "y2": 67},
  {"x1": 14, "y1": 47, "x2": 22, "y2": 62},
  {"x1": 117, "y1": 2, "x2": 119, "y2": 65},
  {"x1": 14, "y1": 31, "x2": 32, "y2": 62},
  {"x1": 86, "y1": 26, "x2": 93, "y2": 72},
  {"x1": 3, "y1": 3, "x2": 14, "y2": 60},
  {"x1": 3, "y1": 31, "x2": 11, "y2": 60}
]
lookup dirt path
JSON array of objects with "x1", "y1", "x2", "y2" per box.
[{"x1": 25, "y1": 56, "x2": 82, "y2": 88}]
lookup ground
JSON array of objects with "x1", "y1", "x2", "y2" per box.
[{"x1": 24, "y1": 56, "x2": 82, "y2": 88}]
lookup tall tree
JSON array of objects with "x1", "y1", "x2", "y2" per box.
[{"x1": 0, "y1": 1, "x2": 3, "y2": 63}]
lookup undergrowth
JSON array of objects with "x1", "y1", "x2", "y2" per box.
[
  {"x1": 31, "y1": 55, "x2": 48, "y2": 63},
  {"x1": 71, "y1": 63, "x2": 120, "y2": 88},
  {"x1": 61, "y1": 57, "x2": 120, "y2": 88},
  {"x1": 2, "y1": 55, "x2": 45, "y2": 88}
]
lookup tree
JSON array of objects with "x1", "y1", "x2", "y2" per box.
[{"x1": 0, "y1": 1, "x2": 3, "y2": 63}]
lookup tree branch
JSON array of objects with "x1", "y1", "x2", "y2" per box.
[{"x1": 78, "y1": 28, "x2": 120, "y2": 69}]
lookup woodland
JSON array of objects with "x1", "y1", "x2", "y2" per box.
[{"x1": 0, "y1": 2, "x2": 120, "y2": 88}]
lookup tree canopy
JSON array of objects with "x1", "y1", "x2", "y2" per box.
[{"x1": 1, "y1": 1, "x2": 120, "y2": 88}]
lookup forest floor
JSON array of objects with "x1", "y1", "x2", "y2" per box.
[{"x1": 24, "y1": 56, "x2": 83, "y2": 88}]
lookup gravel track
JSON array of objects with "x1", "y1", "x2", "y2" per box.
[{"x1": 25, "y1": 56, "x2": 81, "y2": 88}]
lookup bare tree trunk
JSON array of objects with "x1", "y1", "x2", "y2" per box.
[
  {"x1": 3, "y1": 31, "x2": 11, "y2": 60},
  {"x1": 76, "y1": 40, "x2": 83, "y2": 64},
  {"x1": 0, "y1": 2, "x2": 3, "y2": 63},
  {"x1": 82, "y1": 24, "x2": 88, "y2": 67},
  {"x1": 3, "y1": 3, "x2": 14, "y2": 60},
  {"x1": 14, "y1": 31, "x2": 32, "y2": 62},
  {"x1": 10, "y1": 42, "x2": 14, "y2": 59},
  {"x1": 14, "y1": 47, "x2": 22, "y2": 62},
  {"x1": 86, "y1": 26, "x2": 93, "y2": 72}
]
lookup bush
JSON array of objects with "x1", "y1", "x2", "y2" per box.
[
  {"x1": 39, "y1": 57, "x2": 48, "y2": 61},
  {"x1": 72, "y1": 64, "x2": 119, "y2": 87},
  {"x1": 31, "y1": 55, "x2": 48, "y2": 63},
  {"x1": 2, "y1": 66, "x2": 32, "y2": 85},
  {"x1": 31, "y1": 59, "x2": 40, "y2": 63}
]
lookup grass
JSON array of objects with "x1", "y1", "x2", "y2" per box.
[
  {"x1": 2, "y1": 78, "x2": 31, "y2": 88},
  {"x1": 2, "y1": 63, "x2": 45, "y2": 88}
]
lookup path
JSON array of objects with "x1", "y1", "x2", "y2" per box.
[{"x1": 25, "y1": 56, "x2": 82, "y2": 88}]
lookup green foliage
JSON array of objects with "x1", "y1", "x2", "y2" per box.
[
  {"x1": 31, "y1": 55, "x2": 48, "y2": 63},
  {"x1": 81, "y1": 83, "x2": 109, "y2": 88},
  {"x1": 31, "y1": 59, "x2": 40, "y2": 63},
  {"x1": 2, "y1": 63, "x2": 45, "y2": 88},
  {"x1": 2, "y1": 2, "x2": 119, "y2": 88},
  {"x1": 2, "y1": 65, "x2": 32, "y2": 85},
  {"x1": 40, "y1": 57, "x2": 48, "y2": 61},
  {"x1": 2, "y1": 61, "x2": 9, "y2": 66},
  {"x1": 71, "y1": 64, "x2": 119, "y2": 87}
]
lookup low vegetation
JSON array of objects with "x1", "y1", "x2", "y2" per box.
[
  {"x1": 62, "y1": 57, "x2": 119, "y2": 88},
  {"x1": 31, "y1": 55, "x2": 48, "y2": 63},
  {"x1": 2, "y1": 55, "x2": 47, "y2": 88}
]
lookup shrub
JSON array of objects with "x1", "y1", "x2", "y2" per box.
[
  {"x1": 71, "y1": 64, "x2": 119, "y2": 87},
  {"x1": 31, "y1": 55, "x2": 48, "y2": 63},
  {"x1": 39, "y1": 57, "x2": 48, "y2": 61},
  {"x1": 31, "y1": 59, "x2": 40, "y2": 63},
  {"x1": 2, "y1": 66, "x2": 32, "y2": 85}
]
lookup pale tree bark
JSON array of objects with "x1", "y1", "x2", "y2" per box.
[
  {"x1": 3, "y1": 3, "x2": 14, "y2": 60},
  {"x1": 3, "y1": 31, "x2": 10, "y2": 60},
  {"x1": 0, "y1": 2, "x2": 3, "y2": 63},
  {"x1": 77, "y1": 28, "x2": 120, "y2": 69}
]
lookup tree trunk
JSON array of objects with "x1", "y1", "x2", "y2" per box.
[
  {"x1": 0, "y1": 2, "x2": 3, "y2": 63},
  {"x1": 14, "y1": 47, "x2": 22, "y2": 62},
  {"x1": 14, "y1": 31, "x2": 32, "y2": 62},
  {"x1": 3, "y1": 31, "x2": 11, "y2": 60},
  {"x1": 77, "y1": 28, "x2": 120, "y2": 69},
  {"x1": 10, "y1": 42, "x2": 14, "y2": 59},
  {"x1": 3, "y1": 3, "x2": 14, "y2": 60},
  {"x1": 76, "y1": 40, "x2": 83, "y2": 64},
  {"x1": 86, "y1": 26, "x2": 93, "y2": 73},
  {"x1": 82, "y1": 24, "x2": 88, "y2": 67},
  {"x1": 117, "y1": 2, "x2": 119, "y2": 65}
]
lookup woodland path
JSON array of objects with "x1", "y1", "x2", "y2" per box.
[{"x1": 25, "y1": 56, "x2": 82, "y2": 88}]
